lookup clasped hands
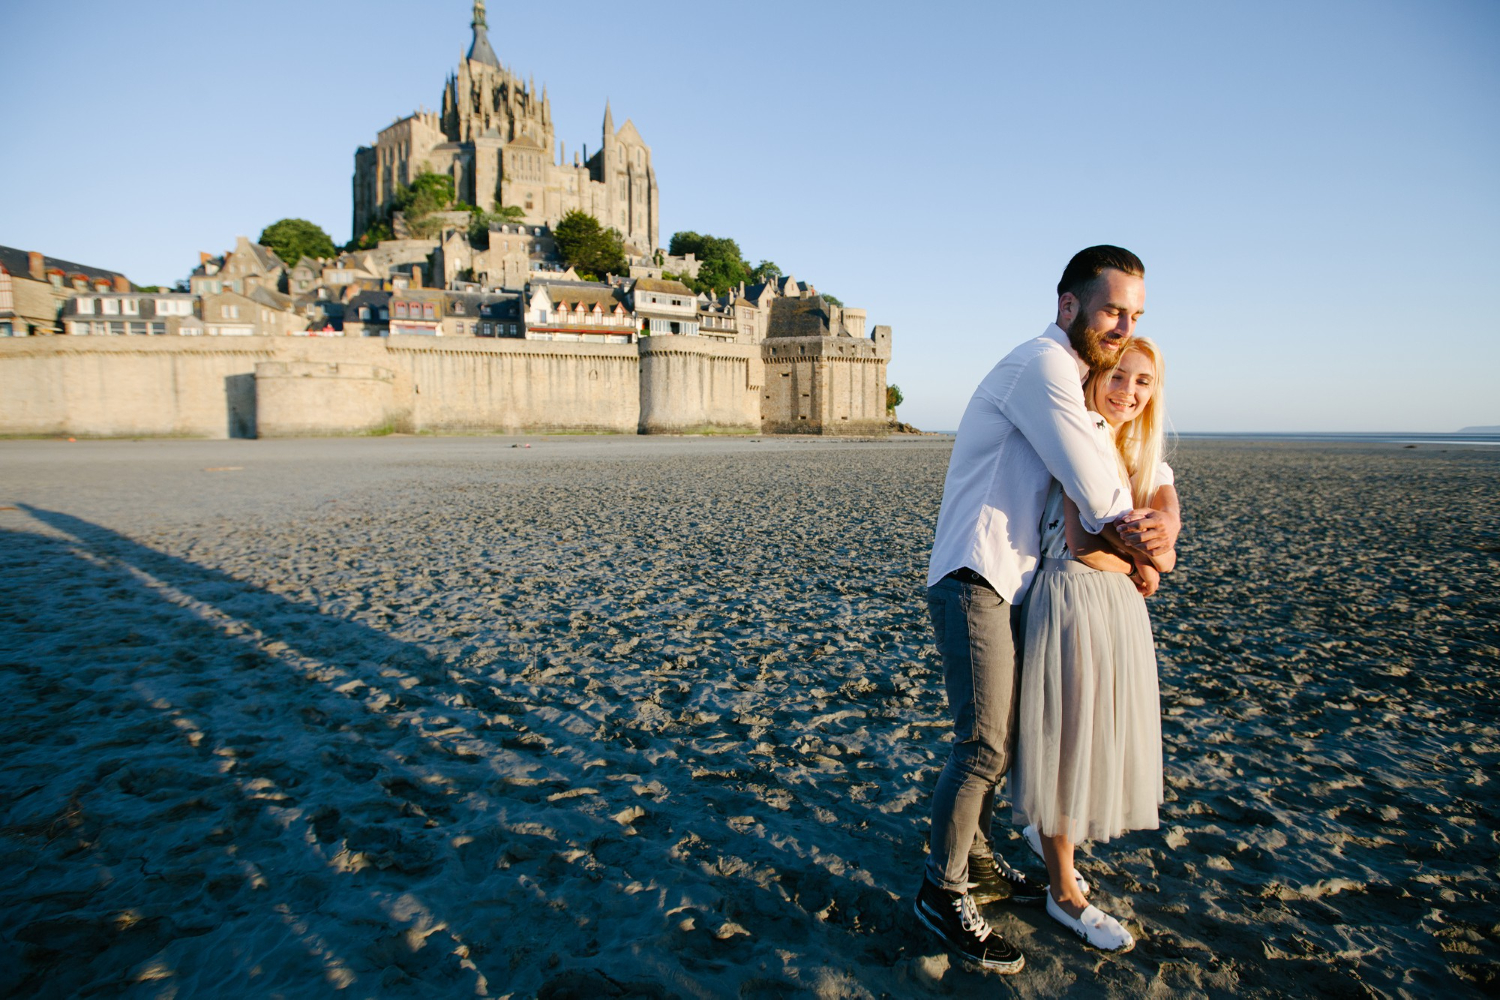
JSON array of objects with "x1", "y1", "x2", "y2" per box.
[
  {"x1": 1116, "y1": 507, "x2": 1178, "y2": 556},
  {"x1": 1116, "y1": 508, "x2": 1179, "y2": 598}
]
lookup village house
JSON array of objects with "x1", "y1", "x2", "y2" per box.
[
  {"x1": 189, "y1": 236, "x2": 287, "y2": 296},
  {"x1": 60, "y1": 291, "x2": 199, "y2": 337},
  {"x1": 200, "y1": 286, "x2": 306, "y2": 337},
  {"x1": 629, "y1": 277, "x2": 698, "y2": 337},
  {"x1": 0, "y1": 245, "x2": 131, "y2": 336},
  {"x1": 524, "y1": 280, "x2": 635, "y2": 343}
]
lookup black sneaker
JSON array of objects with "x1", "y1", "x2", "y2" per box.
[
  {"x1": 914, "y1": 878, "x2": 1025, "y2": 974},
  {"x1": 967, "y1": 852, "x2": 1046, "y2": 906}
]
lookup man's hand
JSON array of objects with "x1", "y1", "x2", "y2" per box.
[
  {"x1": 1116, "y1": 507, "x2": 1180, "y2": 557},
  {"x1": 1130, "y1": 560, "x2": 1160, "y2": 598}
]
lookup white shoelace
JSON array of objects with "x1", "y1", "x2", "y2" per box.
[{"x1": 955, "y1": 893, "x2": 993, "y2": 942}]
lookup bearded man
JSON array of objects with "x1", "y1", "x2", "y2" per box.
[{"x1": 913, "y1": 245, "x2": 1180, "y2": 973}]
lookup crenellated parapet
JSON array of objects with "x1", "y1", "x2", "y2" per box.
[{"x1": 758, "y1": 296, "x2": 891, "y2": 435}]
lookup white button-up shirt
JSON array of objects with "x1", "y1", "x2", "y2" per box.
[{"x1": 927, "y1": 324, "x2": 1132, "y2": 604}]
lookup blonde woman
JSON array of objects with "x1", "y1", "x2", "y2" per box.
[{"x1": 1011, "y1": 337, "x2": 1176, "y2": 952}]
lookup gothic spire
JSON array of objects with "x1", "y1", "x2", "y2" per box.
[
  {"x1": 603, "y1": 99, "x2": 614, "y2": 135},
  {"x1": 467, "y1": 0, "x2": 500, "y2": 68}
]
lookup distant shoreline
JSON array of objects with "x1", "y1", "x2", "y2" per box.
[
  {"x1": 1173, "y1": 431, "x2": 1500, "y2": 446},
  {"x1": 921, "y1": 430, "x2": 1500, "y2": 446}
]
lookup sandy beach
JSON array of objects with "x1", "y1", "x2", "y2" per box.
[{"x1": 1, "y1": 435, "x2": 1496, "y2": 999}]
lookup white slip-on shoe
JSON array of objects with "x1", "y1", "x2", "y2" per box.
[
  {"x1": 1045, "y1": 893, "x2": 1134, "y2": 953},
  {"x1": 1021, "y1": 825, "x2": 1090, "y2": 896}
]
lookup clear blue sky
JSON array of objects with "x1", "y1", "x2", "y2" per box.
[{"x1": 2, "y1": 0, "x2": 1496, "y2": 432}]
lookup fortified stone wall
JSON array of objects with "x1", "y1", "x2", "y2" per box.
[
  {"x1": 254, "y1": 361, "x2": 403, "y2": 438},
  {"x1": 389, "y1": 338, "x2": 638, "y2": 434},
  {"x1": 0, "y1": 330, "x2": 887, "y2": 438},
  {"x1": 637, "y1": 337, "x2": 762, "y2": 434},
  {"x1": 760, "y1": 327, "x2": 890, "y2": 435},
  {"x1": 0, "y1": 337, "x2": 278, "y2": 438},
  {"x1": 0, "y1": 337, "x2": 644, "y2": 438},
  {"x1": 0, "y1": 335, "x2": 775, "y2": 438}
]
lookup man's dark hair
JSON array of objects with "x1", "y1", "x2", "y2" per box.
[{"x1": 1057, "y1": 245, "x2": 1145, "y2": 300}]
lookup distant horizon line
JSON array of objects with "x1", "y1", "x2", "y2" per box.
[{"x1": 919, "y1": 429, "x2": 1500, "y2": 440}]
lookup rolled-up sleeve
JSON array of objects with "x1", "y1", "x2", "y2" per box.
[{"x1": 999, "y1": 351, "x2": 1129, "y2": 534}]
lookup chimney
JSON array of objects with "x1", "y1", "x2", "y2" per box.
[
  {"x1": 28, "y1": 251, "x2": 44, "y2": 281},
  {"x1": 410, "y1": 265, "x2": 423, "y2": 288},
  {"x1": 113, "y1": 275, "x2": 130, "y2": 293}
]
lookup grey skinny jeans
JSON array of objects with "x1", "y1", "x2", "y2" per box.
[{"x1": 923, "y1": 572, "x2": 1023, "y2": 893}]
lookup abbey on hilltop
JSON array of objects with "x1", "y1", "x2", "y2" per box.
[
  {"x1": 0, "y1": 2, "x2": 897, "y2": 442},
  {"x1": 352, "y1": 1, "x2": 658, "y2": 253}
]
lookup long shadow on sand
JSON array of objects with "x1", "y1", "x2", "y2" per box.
[{"x1": 0, "y1": 508, "x2": 932, "y2": 999}]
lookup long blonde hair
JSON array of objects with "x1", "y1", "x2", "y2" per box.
[{"x1": 1086, "y1": 337, "x2": 1168, "y2": 507}]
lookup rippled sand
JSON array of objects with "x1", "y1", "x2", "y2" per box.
[{"x1": 1, "y1": 436, "x2": 1496, "y2": 998}]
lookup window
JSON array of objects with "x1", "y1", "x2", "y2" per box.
[
  {"x1": 483, "y1": 322, "x2": 492, "y2": 336},
  {"x1": 76, "y1": 298, "x2": 94, "y2": 315},
  {"x1": 359, "y1": 306, "x2": 370, "y2": 320},
  {"x1": 72, "y1": 321, "x2": 89, "y2": 335},
  {"x1": 150, "y1": 322, "x2": 165, "y2": 335},
  {"x1": 122, "y1": 299, "x2": 138, "y2": 315},
  {"x1": 110, "y1": 322, "x2": 125, "y2": 335},
  {"x1": 102, "y1": 299, "x2": 120, "y2": 315},
  {"x1": 424, "y1": 303, "x2": 435, "y2": 319},
  {"x1": 394, "y1": 302, "x2": 408, "y2": 318},
  {"x1": 222, "y1": 304, "x2": 238, "y2": 319},
  {"x1": 129, "y1": 321, "x2": 147, "y2": 335}
]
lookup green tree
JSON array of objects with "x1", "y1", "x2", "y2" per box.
[
  {"x1": 822, "y1": 292, "x2": 843, "y2": 307},
  {"x1": 394, "y1": 172, "x2": 456, "y2": 217},
  {"x1": 389, "y1": 172, "x2": 466, "y2": 239},
  {"x1": 554, "y1": 210, "x2": 627, "y2": 279},
  {"x1": 748, "y1": 260, "x2": 781, "y2": 284},
  {"x1": 348, "y1": 219, "x2": 394, "y2": 251},
  {"x1": 259, "y1": 218, "x2": 337, "y2": 265},
  {"x1": 669, "y1": 231, "x2": 749, "y2": 294},
  {"x1": 886, "y1": 384, "x2": 904, "y2": 416}
]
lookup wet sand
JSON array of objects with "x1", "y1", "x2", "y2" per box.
[{"x1": 1, "y1": 435, "x2": 1496, "y2": 998}]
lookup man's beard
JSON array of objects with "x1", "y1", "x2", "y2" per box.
[{"x1": 1067, "y1": 312, "x2": 1124, "y2": 371}]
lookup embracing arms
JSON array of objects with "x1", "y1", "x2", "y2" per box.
[{"x1": 1063, "y1": 483, "x2": 1180, "y2": 596}]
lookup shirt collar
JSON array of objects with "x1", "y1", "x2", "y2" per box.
[{"x1": 1044, "y1": 323, "x2": 1089, "y2": 381}]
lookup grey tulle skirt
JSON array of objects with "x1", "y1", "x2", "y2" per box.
[{"x1": 1012, "y1": 557, "x2": 1163, "y2": 845}]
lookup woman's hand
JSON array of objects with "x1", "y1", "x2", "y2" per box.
[{"x1": 1130, "y1": 560, "x2": 1161, "y2": 597}]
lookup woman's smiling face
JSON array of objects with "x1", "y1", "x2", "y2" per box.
[{"x1": 1093, "y1": 348, "x2": 1156, "y2": 427}]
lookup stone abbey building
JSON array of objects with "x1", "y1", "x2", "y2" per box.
[{"x1": 352, "y1": 1, "x2": 658, "y2": 254}]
